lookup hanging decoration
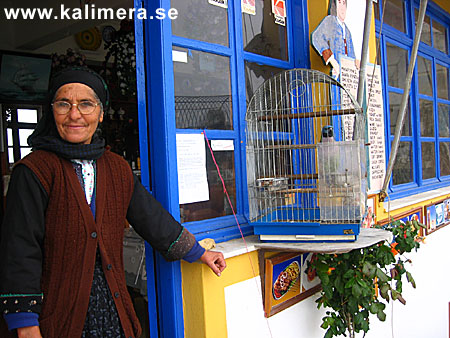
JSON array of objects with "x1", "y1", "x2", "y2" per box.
[
  {"x1": 75, "y1": 27, "x2": 102, "y2": 51},
  {"x1": 104, "y1": 19, "x2": 136, "y2": 97},
  {"x1": 51, "y1": 48, "x2": 87, "y2": 74}
]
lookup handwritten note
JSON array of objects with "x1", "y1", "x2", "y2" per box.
[{"x1": 340, "y1": 58, "x2": 386, "y2": 194}]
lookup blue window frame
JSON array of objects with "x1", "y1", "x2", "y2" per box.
[{"x1": 376, "y1": 0, "x2": 450, "y2": 199}]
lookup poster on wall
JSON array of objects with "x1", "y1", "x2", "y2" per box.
[
  {"x1": 425, "y1": 198, "x2": 450, "y2": 235},
  {"x1": 242, "y1": 0, "x2": 256, "y2": 15},
  {"x1": 261, "y1": 252, "x2": 320, "y2": 317},
  {"x1": 0, "y1": 53, "x2": 52, "y2": 102}
]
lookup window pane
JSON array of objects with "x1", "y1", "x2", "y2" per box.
[
  {"x1": 421, "y1": 142, "x2": 436, "y2": 180},
  {"x1": 173, "y1": 47, "x2": 232, "y2": 130},
  {"x1": 392, "y1": 141, "x2": 413, "y2": 185},
  {"x1": 20, "y1": 147, "x2": 32, "y2": 159},
  {"x1": 8, "y1": 148, "x2": 14, "y2": 164},
  {"x1": 389, "y1": 92, "x2": 411, "y2": 136},
  {"x1": 17, "y1": 109, "x2": 38, "y2": 123},
  {"x1": 419, "y1": 99, "x2": 434, "y2": 137},
  {"x1": 415, "y1": 10, "x2": 431, "y2": 46},
  {"x1": 245, "y1": 62, "x2": 284, "y2": 103},
  {"x1": 180, "y1": 146, "x2": 235, "y2": 222},
  {"x1": 438, "y1": 103, "x2": 450, "y2": 138},
  {"x1": 384, "y1": 0, "x2": 405, "y2": 33},
  {"x1": 417, "y1": 56, "x2": 433, "y2": 96},
  {"x1": 7, "y1": 128, "x2": 13, "y2": 145},
  {"x1": 433, "y1": 20, "x2": 448, "y2": 54},
  {"x1": 171, "y1": 0, "x2": 229, "y2": 46},
  {"x1": 440, "y1": 142, "x2": 450, "y2": 176},
  {"x1": 386, "y1": 43, "x2": 408, "y2": 89},
  {"x1": 242, "y1": 0, "x2": 288, "y2": 61},
  {"x1": 436, "y1": 64, "x2": 449, "y2": 100},
  {"x1": 19, "y1": 129, "x2": 33, "y2": 146}
]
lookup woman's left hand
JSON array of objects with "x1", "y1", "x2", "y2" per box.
[{"x1": 199, "y1": 251, "x2": 227, "y2": 277}]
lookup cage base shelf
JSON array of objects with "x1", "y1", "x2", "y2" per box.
[{"x1": 253, "y1": 222, "x2": 361, "y2": 243}]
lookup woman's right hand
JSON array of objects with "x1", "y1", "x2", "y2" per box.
[{"x1": 17, "y1": 326, "x2": 42, "y2": 338}]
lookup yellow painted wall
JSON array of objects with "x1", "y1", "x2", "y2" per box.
[{"x1": 181, "y1": 251, "x2": 259, "y2": 338}]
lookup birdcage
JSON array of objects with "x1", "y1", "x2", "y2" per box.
[{"x1": 246, "y1": 69, "x2": 367, "y2": 242}]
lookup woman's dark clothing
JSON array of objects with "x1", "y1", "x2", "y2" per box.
[{"x1": 0, "y1": 150, "x2": 198, "y2": 338}]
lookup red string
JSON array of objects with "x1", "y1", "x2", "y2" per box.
[{"x1": 203, "y1": 131, "x2": 273, "y2": 337}]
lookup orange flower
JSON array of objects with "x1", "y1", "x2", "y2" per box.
[
  {"x1": 327, "y1": 267, "x2": 335, "y2": 275},
  {"x1": 391, "y1": 242, "x2": 399, "y2": 256}
]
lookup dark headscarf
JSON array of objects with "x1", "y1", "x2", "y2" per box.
[{"x1": 28, "y1": 67, "x2": 109, "y2": 160}]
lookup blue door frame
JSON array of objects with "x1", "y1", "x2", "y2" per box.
[{"x1": 134, "y1": 0, "x2": 310, "y2": 336}]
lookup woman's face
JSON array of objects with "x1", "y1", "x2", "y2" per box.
[
  {"x1": 336, "y1": 0, "x2": 347, "y2": 22},
  {"x1": 53, "y1": 83, "x2": 104, "y2": 144}
]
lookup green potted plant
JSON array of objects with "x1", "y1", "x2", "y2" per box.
[{"x1": 310, "y1": 219, "x2": 425, "y2": 338}]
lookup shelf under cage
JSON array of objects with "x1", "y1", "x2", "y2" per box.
[{"x1": 245, "y1": 69, "x2": 367, "y2": 242}]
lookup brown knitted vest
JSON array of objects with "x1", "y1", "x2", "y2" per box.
[{"x1": 19, "y1": 150, "x2": 141, "y2": 338}]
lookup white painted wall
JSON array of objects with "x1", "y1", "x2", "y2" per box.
[{"x1": 225, "y1": 225, "x2": 450, "y2": 338}]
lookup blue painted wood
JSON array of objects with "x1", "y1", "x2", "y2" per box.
[{"x1": 133, "y1": 2, "x2": 159, "y2": 337}]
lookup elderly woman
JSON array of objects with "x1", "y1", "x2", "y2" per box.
[{"x1": 0, "y1": 67, "x2": 226, "y2": 338}]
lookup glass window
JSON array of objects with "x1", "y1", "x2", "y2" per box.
[
  {"x1": 244, "y1": 62, "x2": 284, "y2": 103},
  {"x1": 417, "y1": 56, "x2": 433, "y2": 96},
  {"x1": 19, "y1": 129, "x2": 33, "y2": 146},
  {"x1": 180, "y1": 145, "x2": 236, "y2": 223},
  {"x1": 436, "y1": 64, "x2": 449, "y2": 100},
  {"x1": 419, "y1": 99, "x2": 434, "y2": 137},
  {"x1": 20, "y1": 147, "x2": 32, "y2": 158},
  {"x1": 384, "y1": 0, "x2": 406, "y2": 33},
  {"x1": 173, "y1": 47, "x2": 232, "y2": 130},
  {"x1": 440, "y1": 142, "x2": 450, "y2": 176},
  {"x1": 242, "y1": 0, "x2": 288, "y2": 61},
  {"x1": 392, "y1": 141, "x2": 413, "y2": 185},
  {"x1": 421, "y1": 142, "x2": 436, "y2": 179},
  {"x1": 17, "y1": 109, "x2": 38, "y2": 123},
  {"x1": 7, "y1": 128, "x2": 13, "y2": 145},
  {"x1": 438, "y1": 103, "x2": 450, "y2": 137},
  {"x1": 415, "y1": 10, "x2": 431, "y2": 46},
  {"x1": 8, "y1": 148, "x2": 14, "y2": 164},
  {"x1": 389, "y1": 92, "x2": 411, "y2": 136},
  {"x1": 386, "y1": 43, "x2": 408, "y2": 89},
  {"x1": 433, "y1": 20, "x2": 448, "y2": 54},
  {"x1": 171, "y1": 0, "x2": 229, "y2": 46}
]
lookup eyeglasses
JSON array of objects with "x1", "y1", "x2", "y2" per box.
[{"x1": 52, "y1": 101, "x2": 101, "y2": 115}]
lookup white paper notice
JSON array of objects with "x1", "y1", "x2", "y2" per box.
[
  {"x1": 211, "y1": 139, "x2": 234, "y2": 151},
  {"x1": 176, "y1": 134, "x2": 209, "y2": 204},
  {"x1": 340, "y1": 58, "x2": 386, "y2": 194}
]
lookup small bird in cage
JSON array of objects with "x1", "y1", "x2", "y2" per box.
[{"x1": 319, "y1": 125, "x2": 339, "y2": 187}]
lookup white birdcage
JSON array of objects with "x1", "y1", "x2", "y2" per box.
[{"x1": 245, "y1": 69, "x2": 367, "y2": 242}]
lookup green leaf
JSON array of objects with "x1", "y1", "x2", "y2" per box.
[
  {"x1": 334, "y1": 274, "x2": 344, "y2": 294},
  {"x1": 362, "y1": 261, "x2": 376, "y2": 278},
  {"x1": 369, "y1": 302, "x2": 379, "y2": 314},
  {"x1": 315, "y1": 261, "x2": 330, "y2": 273},
  {"x1": 377, "y1": 310, "x2": 387, "y2": 321},
  {"x1": 376, "y1": 268, "x2": 390, "y2": 283},
  {"x1": 343, "y1": 269, "x2": 355, "y2": 279},
  {"x1": 406, "y1": 271, "x2": 416, "y2": 288},
  {"x1": 345, "y1": 277, "x2": 355, "y2": 288},
  {"x1": 352, "y1": 283, "x2": 362, "y2": 298}
]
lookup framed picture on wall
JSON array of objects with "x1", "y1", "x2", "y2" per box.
[
  {"x1": 362, "y1": 194, "x2": 376, "y2": 228},
  {"x1": 425, "y1": 198, "x2": 450, "y2": 235},
  {"x1": 0, "y1": 51, "x2": 52, "y2": 103},
  {"x1": 260, "y1": 252, "x2": 321, "y2": 317}
]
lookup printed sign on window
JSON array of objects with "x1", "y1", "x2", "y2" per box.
[
  {"x1": 242, "y1": 0, "x2": 256, "y2": 15},
  {"x1": 272, "y1": 0, "x2": 286, "y2": 17},
  {"x1": 208, "y1": 0, "x2": 228, "y2": 9}
]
